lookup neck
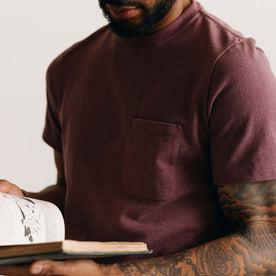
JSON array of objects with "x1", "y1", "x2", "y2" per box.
[{"x1": 148, "y1": 0, "x2": 192, "y2": 34}]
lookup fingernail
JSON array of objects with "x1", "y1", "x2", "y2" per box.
[{"x1": 30, "y1": 263, "x2": 43, "y2": 274}]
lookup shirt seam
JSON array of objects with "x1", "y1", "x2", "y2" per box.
[
  {"x1": 206, "y1": 38, "x2": 245, "y2": 124},
  {"x1": 199, "y1": 8, "x2": 244, "y2": 40}
]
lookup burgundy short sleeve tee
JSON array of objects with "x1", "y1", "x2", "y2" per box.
[{"x1": 43, "y1": 1, "x2": 276, "y2": 259}]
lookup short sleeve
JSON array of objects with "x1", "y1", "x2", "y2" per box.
[
  {"x1": 209, "y1": 39, "x2": 276, "y2": 185},
  {"x1": 42, "y1": 65, "x2": 63, "y2": 152}
]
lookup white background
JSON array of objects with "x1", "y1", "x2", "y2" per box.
[{"x1": 1, "y1": 0, "x2": 276, "y2": 192}]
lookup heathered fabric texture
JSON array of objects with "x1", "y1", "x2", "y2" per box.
[{"x1": 43, "y1": 1, "x2": 276, "y2": 260}]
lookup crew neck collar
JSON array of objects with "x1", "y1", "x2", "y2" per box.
[{"x1": 112, "y1": 0, "x2": 201, "y2": 48}]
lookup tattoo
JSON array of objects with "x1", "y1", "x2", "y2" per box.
[
  {"x1": 218, "y1": 180, "x2": 276, "y2": 274},
  {"x1": 117, "y1": 180, "x2": 276, "y2": 275},
  {"x1": 217, "y1": 180, "x2": 276, "y2": 224},
  {"x1": 118, "y1": 243, "x2": 240, "y2": 276},
  {"x1": 194, "y1": 242, "x2": 240, "y2": 275},
  {"x1": 118, "y1": 255, "x2": 183, "y2": 276}
]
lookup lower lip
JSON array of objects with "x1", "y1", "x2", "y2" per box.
[{"x1": 108, "y1": 6, "x2": 139, "y2": 19}]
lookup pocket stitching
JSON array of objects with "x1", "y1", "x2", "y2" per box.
[{"x1": 129, "y1": 129, "x2": 181, "y2": 137}]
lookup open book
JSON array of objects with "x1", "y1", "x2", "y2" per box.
[{"x1": 0, "y1": 192, "x2": 152, "y2": 265}]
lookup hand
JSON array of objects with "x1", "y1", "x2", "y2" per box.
[
  {"x1": 0, "y1": 179, "x2": 24, "y2": 196},
  {"x1": 0, "y1": 260, "x2": 120, "y2": 276}
]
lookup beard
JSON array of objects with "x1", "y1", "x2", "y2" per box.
[{"x1": 98, "y1": 0, "x2": 177, "y2": 38}]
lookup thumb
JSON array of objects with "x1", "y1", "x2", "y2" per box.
[
  {"x1": 0, "y1": 179, "x2": 24, "y2": 196},
  {"x1": 30, "y1": 260, "x2": 66, "y2": 275}
]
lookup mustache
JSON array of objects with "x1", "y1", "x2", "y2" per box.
[{"x1": 101, "y1": 0, "x2": 146, "y2": 8}]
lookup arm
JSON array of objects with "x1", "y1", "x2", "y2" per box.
[
  {"x1": 28, "y1": 150, "x2": 66, "y2": 213},
  {"x1": 0, "y1": 150, "x2": 66, "y2": 213},
  {"x1": 115, "y1": 180, "x2": 276, "y2": 275},
  {"x1": 1, "y1": 180, "x2": 275, "y2": 276}
]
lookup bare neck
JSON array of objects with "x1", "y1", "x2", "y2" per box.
[{"x1": 148, "y1": 0, "x2": 192, "y2": 34}]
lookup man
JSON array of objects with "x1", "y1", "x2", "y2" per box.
[{"x1": 0, "y1": 0, "x2": 276, "y2": 275}]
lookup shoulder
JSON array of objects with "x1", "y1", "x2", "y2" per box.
[
  {"x1": 191, "y1": 3, "x2": 270, "y2": 66},
  {"x1": 171, "y1": 2, "x2": 261, "y2": 76},
  {"x1": 191, "y1": 4, "x2": 276, "y2": 91},
  {"x1": 209, "y1": 40, "x2": 275, "y2": 102},
  {"x1": 208, "y1": 36, "x2": 276, "y2": 119},
  {"x1": 46, "y1": 24, "x2": 111, "y2": 80},
  {"x1": 197, "y1": 4, "x2": 271, "y2": 69},
  {"x1": 186, "y1": 2, "x2": 245, "y2": 56},
  {"x1": 198, "y1": 4, "x2": 244, "y2": 40}
]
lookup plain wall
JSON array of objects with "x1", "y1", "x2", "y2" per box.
[{"x1": 1, "y1": 0, "x2": 276, "y2": 192}]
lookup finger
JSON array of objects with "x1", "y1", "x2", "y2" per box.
[
  {"x1": 0, "y1": 264, "x2": 31, "y2": 276},
  {"x1": 0, "y1": 179, "x2": 23, "y2": 196},
  {"x1": 0, "y1": 179, "x2": 11, "y2": 193},
  {"x1": 30, "y1": 260, "x2": 71, "y2": 275},
  {"x1": 30, "y1": 260, "x2": 102, "y2": 276}
]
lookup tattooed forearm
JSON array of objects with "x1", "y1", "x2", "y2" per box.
[
  {"x1": 118, "y1": 239, "x2": 241, "y2": 276},
  {"x1": 116, "y1": 180, "x2": 276, "y2": 275}
]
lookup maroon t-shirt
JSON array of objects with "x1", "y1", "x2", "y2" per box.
[{"x1": 43, "y1": 1, "x2": 276, "y2": 260}]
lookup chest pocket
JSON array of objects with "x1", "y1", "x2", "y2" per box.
[{"x1": 122, "y1": 118, "x2": 182, "y2": 202}]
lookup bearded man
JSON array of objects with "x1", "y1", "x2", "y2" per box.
[{"x1": 1, "y1": 0, "x2": 276, "y2": 275}]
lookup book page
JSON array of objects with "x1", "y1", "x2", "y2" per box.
[{"x1": 0, "y1": 192, "x2": 65, "y2": 245}]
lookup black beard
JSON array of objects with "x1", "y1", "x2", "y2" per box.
[{"x1": 99, "y1": 0, "x2": 177, "y2": 38}]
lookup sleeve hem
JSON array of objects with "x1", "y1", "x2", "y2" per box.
[
  {"x1": 213, "y1": 174, "x2": 276, "y2": 186},
  {"x1": 42, "y1": 133, "x2": 63, "y2": 153}
]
